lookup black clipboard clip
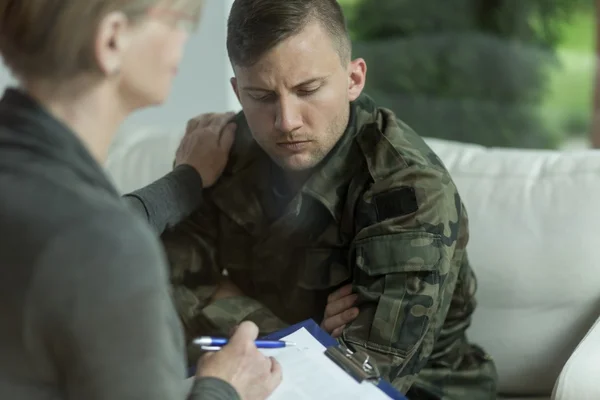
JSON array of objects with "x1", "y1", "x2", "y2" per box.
[{"x1": 325, "y1": 343, "x2": 381, "y2": 383}]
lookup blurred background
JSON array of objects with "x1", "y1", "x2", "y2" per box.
[
  {"x1": 1, "y1": 0, "x2": 595, "y2": 150},
  {"x1": 338, "y1": 0, "x2": 596, "y2": 150}
]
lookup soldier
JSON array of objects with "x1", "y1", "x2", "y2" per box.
[{"x1": 160, "y1": 0, "x2": 498, "y2": 398}]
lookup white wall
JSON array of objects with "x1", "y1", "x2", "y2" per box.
[
  {"x1": 0, "y1": 62, "x2": 16, "y2": 91},
  {"x1": 0, "y1": 0, "x2": 239, "y2": 134}
]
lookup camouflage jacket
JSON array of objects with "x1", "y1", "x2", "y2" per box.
[{"x1": 161, "y1": 94, "x2": 484, "y2": 393}]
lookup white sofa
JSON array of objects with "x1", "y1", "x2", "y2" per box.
[{"x1": 105, "y1": 127, "x2": 600, "y2": 400}]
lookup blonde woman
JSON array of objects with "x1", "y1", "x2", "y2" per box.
[{"x1": 0, "y1": 1, "x2": 281, "y2": 400}]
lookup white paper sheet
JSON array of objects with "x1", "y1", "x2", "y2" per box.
[{"x1": 260, "y1": 328, "x2": 391, "y2": 400}]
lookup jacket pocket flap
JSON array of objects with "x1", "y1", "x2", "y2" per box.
[{"x1": 354, "y1": 232, "x2": 442, "y2": 275}]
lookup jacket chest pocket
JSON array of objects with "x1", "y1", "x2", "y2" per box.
[
  {"x1": 292, "y1": 247, "x2": 351, "y2": 323},
  {"x1": 298, "y1": 247, "x2": 351, "y2": 291},
  {"x1": 217, "y1": 220, "x2": 254, "y2": 277}
]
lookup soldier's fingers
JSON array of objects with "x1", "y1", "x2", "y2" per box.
[
  {"x1": 327, "y1": 283, "x2": 354, "y2": 303},
  {"x1": 321, "y1": 313, "x2": 347, "y2": 333},
  {"x1": 341, "y1": 307, "x2": 359, "y2": 324},
  {"x1": 325, "y1": 293, "x2": 358, "y2": 317},
  {"x1": 322, "y1": 307, "x2": 359, "y2": 333},
  {"x1": 331, "y1": 325, "x2": 345, "y2": 338}
]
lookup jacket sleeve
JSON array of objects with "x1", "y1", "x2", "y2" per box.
[
  {"x1": 160, "y1": 199, "x2": 288, "y2": 347},
  {"x1": 160, "y1": 197, "x2": 224, "y2": 340},
  {"x1": 340, "y1": 163, "x2": 466, "y2": 393}
]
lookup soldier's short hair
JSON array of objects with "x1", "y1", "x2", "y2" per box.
[
  {"x1": 0, "y1": 0, "x2": 203, "y2": 82},
  {"x1": 226, "y1": 0, "x2": 352, "y2": 68}
]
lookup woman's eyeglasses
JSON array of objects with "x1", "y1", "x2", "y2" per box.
[{"x1": 146, "y1": 6, "x2": 198, "y2": 33}]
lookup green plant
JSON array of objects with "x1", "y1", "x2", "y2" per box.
[{"x1": 343, "y1": 0, "x2": 588, "y2": 148}]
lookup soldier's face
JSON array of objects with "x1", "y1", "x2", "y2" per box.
[{"x1": 230, "y1": 21, "x2": 366, "y2": 172}]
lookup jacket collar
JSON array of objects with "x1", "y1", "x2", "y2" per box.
[
  {"x1": 209, "y1": 94, "x2": 381, "y2": 230},
  {"x1": 299, "y1": 94, "x2": 380, "y2": 220}
]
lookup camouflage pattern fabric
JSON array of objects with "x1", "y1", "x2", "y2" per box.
[{"x1": 161, "y1": 93, "x2": 497, "y2": 399}]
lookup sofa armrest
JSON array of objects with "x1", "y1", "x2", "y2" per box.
[{"x1": 552, "y1": 315, "x2": 600, "y2": 400}]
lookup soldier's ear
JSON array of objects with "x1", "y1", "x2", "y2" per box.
[
  {"x1": 230, "y1": 77, "x2": 241, "y2": 103},
  {"x1": 347, "y1": 58, "x2": 367, "y2": 101}
]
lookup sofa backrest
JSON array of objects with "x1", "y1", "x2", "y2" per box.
[
  {"x1": 425, "y1": 138, "x2": 600, "y2": 396},
  {"x1": 105, "y1": 129, "x2": 600, "y2": 396}
]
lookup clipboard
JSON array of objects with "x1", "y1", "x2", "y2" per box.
[{"x1": 263, "y1": 319, "x2": 407, "y2": 400}]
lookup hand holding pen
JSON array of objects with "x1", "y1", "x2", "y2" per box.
[
  {"x1": 195, "y1": 322, "x2": 282, "y2": 398},
  {"x1": 194, "y1": 336, "x2": 296, "y2": 351}
]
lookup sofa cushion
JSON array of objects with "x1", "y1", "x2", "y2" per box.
[{"x1": 426, "y1": 138, "x2": 600, "y2": 396}]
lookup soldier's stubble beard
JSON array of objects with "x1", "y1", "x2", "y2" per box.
[{"x1": 275, "y1": 104, "x2": 351, "y2": 189}]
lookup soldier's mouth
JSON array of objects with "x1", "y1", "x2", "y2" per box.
[{"x1": 277, "y1": 141, "x2": 311, "y2": 152}]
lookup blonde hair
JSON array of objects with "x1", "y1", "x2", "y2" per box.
[{"x1": 0, "y1": 0, "x2": 203, "y2": 81}]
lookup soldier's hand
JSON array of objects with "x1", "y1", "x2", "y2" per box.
[
  {"x1": 210, "y1": 279, "x2": 244, "y2": 303},
  {"x1": 175, "y1": 112, "x2": 237, "y2": 188},
  {"x1": 196, "y1": 321, "x2": 282, "y2": 400},
  {"x1": 321, "y1": 284, "x2": 359, "y2": 338}
]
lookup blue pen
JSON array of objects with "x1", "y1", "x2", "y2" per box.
[{"x1": 193, "y1": 336, "x2": 295, "y2": 350}]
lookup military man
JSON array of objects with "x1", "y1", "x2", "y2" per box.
[{"x1": 161, "y1": 0, "x2": 497, "y2": 398}]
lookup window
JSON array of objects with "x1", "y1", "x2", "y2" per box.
[{"x1": 339, "y1": 0, "x2": 595, "y2": 149}]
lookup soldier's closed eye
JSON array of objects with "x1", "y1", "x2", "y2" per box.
[
  {"x1": 249, "y1": 92, "x2": 276, "y2": 103},
  {"x1": 297, "y1": 86, "x2": 320, "y2": 96}
]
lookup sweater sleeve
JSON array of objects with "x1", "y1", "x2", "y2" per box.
[
  {"x1": 123, "y1": 164, "x2": 204, "y2": 235},
  {"x1": 26, "y1": 211, "x2": 238, "y2": 400}
]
